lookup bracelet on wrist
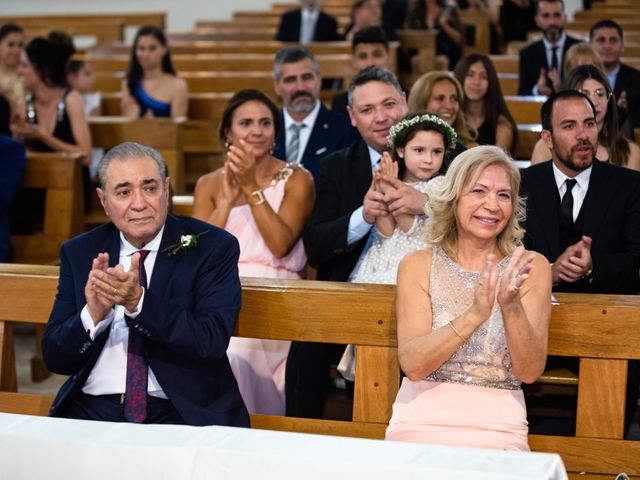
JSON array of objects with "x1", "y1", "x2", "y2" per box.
[{"x1": 249, "y1": 189, "x2": 266, "y2": 206}]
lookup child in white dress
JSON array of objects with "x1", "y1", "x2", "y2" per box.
[
  {"x1": 351, "y1": 111, "x2": 458, "y2": 285},
  {"x1": 339, "y1": 111, "x2": 458, "y2": 379}
]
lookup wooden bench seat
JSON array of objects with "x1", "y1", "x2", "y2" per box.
[
  {"x1": 506, "y1": 96, "x2": 545, "y2": 124},
  {"x1": 89, "y1": 117, "x2": 185, "y2": 194},
  {"x1": 0, "y1": 268, "x2": 639, "y2": 477},
  {"x1": 0, "y1": 13, "x2": 165, "y2": 46},
  {"x1": 90, "y1": 40, "x2": 356, "y2": 56},
  {"x1": 11, "y1": 153, "x2": 85, "y2": 265}
]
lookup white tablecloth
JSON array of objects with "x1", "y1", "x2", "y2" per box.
[{"x1": 0, "y1": 413, "x2": 567, "y2": 480}]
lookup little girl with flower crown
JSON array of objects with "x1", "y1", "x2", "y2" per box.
[
  {"x1": 339, "y1": 111, "x2": 458, "y2": 379},
  {"x1": 350, "y1": 110, "x2": 458, "y2": 285}
]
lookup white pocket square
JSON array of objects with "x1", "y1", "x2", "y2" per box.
[{"x1": 315, "y1": 147, "x2": 328, "y2": 155}]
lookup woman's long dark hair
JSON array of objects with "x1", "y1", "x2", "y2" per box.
[
  {"x1": 562, "y1": 64, "x2": 630, "y2": 167},
  {"x1": 126, "y1": 25, "x2": 176, "y2": 95},
  {"x1": 454, "y1": 53, "x2": 518, "y2": 154}
]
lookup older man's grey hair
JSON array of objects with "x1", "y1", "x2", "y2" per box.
[
  {"x1": 273, "y1": 46, "x2": 321, "y2": 81},
  {"x1": 97, "y1": 142, "x2": 167, "y2": 189},
  {"x1": 347, "y1": 66, "x2": 403, "y2": 107}
]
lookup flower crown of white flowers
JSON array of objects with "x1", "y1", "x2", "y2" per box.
[{"x1": 387, "y1": 113, "x2": 458, "y2": 150}]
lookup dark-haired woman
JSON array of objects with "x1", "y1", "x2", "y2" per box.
[
  {"x1": 454, "y1": 53, "x2": 518, "y2": 154},
  {"x1": 193, "y1": 89, "x2": 314, "y2": 416},
  {"x1": 121, "y1": 25, "x2": 188, "y2": 119},
  {"x1": 11, "y1": 37, "x2": 91, "y2": 158},
  {"x1": 0, "y1": 23, "x2": 25, "y2": 112},
  {"x1": 11, "y1": 36, "x2": 92, "y2": 227},
  {"x1": 531, "y1": 64, "x2": 640, "y2": 170}
]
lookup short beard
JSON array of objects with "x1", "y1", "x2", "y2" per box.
[
  {"x1": 287, "y1": 98, "x2": 315, "y2": 114},
  {"x1": 544, "y1": 27, "x2": 562, "y2": 43},
  {"x1": 556, "y1": 142, "x2": 595, "y2": 173}
]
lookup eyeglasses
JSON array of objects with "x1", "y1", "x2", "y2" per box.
[{"x1": 578, "y1": 88, "x2": 612, "y2": 101}]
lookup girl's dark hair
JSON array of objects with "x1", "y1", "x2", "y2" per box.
[
  {"x1": 25, "y1": 37, "x2": 71, "y2": 88},
  {"x1": 127, "y1": 25, "x2": 176, "y2": 95},
  {"x1": 454, "y1": 53, "x2": 518, "y2": 154},
  {"x1": 562, "y1": 64, "x2": 630, "y2": 167},
  {"x1": 391, "y1": 110, "x2": 452, "y2": 179},
  {"x1": 0, "y1": 23, "x2": 23, "y2": 42},
  {"x1": 66, "y1": 58, "x2": 86, "y2": 76},
  {"x1": 218, "y1": 89, "x2": 280, "y2": 143}
]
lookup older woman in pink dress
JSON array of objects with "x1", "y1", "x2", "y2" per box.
[
  {"x1": 386, "y1": 146, "x2": 552, "y2": 451},
  {"x1": 193, "y1": 89, "x2": 314, "y2": 415}
]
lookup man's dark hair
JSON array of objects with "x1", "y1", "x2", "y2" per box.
[
  {"x1": 347, "y1": 66, "x2": 402, "y2": 107},
  {"x1": 535, "y1": 0, "x2": 564, "y2": 14},
  {"x1": 352, "y1": 26, "x2": 388, "y2": 52},
  {"x1": 540, "y1": 90, "x2": 595, "y2": 131},
  {"x1": 273, "y1": 46, "x2": 320, "y2": 80},
  {"x1": 589, "y1": 19, "x2": 623, "y2": 41},
  {"x1": 0, "y1": 23, "x2": 23, "y2": 42}
]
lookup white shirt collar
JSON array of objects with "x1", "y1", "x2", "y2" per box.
[
  {"x1": 367, "y1": 145, "x2": 382, "y2": 170},
  {"x1": 283, "y1": 100, "x2": 321, "y2": 130},
  {"x1": 119, "y1": 226, "x2": 165, "y2": 256},
  {"x1": 552, "y1": 161, "x2": 592, "y2": 192},
  {"x1": 301, "y1": 7, "x2": 320, "y2": 20}
]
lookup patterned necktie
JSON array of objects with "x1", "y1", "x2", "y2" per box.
[
  {"x1": 124, "y1": 249, "x2": 150, "y2": 423},
  {"x1": 286, "y1": 123, "x2": 304, "y2": 164},
  {"x1": 561, "y1": 179, "x2": 577, "y2": 225}
]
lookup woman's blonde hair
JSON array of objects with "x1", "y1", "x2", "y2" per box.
[
  {"x1": 425, "y1": 146, "x2": 526, "y2": 257},
  {"x1": 407, "y1": 71, "x2": 476, "y2": 145},
  {"x1": 563, "y1": 42, "x2": 605, "y2": 77}
]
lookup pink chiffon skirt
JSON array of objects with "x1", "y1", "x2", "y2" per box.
[{"x1": 385, "y1": 379, "x2": 529, "y2": 451}]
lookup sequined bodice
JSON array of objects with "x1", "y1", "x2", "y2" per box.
[{"x1": 426, "y1": 246, "x2": 521, "y2": 390}]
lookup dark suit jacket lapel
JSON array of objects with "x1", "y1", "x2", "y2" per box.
[
  {"x1": 530, "y1": 162, "x2": 562, "y2": 258},
  {"x1": 579, "y1": 160, "x2": 611, "y2": 235},
  {"x1": 292, "y1": 10, "x2": 302, "y2": 39},
  {"x1": 274, "y1": 110, "x2": 286, "y2": 161},
  {"x1": 108, "y1": 226, "x2": 121, "y2": 268},
  {"x1": 148, "y1": 215, "x2": 184, "y2": 295},
  {"x1": 302, "y1": 104, "x2": 331, "y2": 171},
  {"x1": 351, "y1": 141, "x2": 374, "y2": 200}
]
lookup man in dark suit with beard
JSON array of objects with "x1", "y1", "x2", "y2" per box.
[
  {"x1": 518, "y1": 0, "x2": 581, "y2": 96},
  {"x1": 520, "y1": 90, "x2": 640, "y2": 434},
  {"x1": 272, "y1": 47, "x2": 356, "y2": 178},
  {"x1": 43, "y1": 142, "x2": 249, "y2": 427}
]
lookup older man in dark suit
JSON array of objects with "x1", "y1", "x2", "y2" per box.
[
  {"x1": 273, "y1": 46, "x2": 356, "y2": 178},
  {"x1": 520, "y1": 90, "x2": 640, "y2": 434},
  {"x1": 43, "y1": 142, "x2": 249, "y2": 427},
  {"x1": 276, "y1": 0, "x2": 340, "y2": 43},
  {"x1": 518, "y1": 0, "x2": 581, "y2": 96}
]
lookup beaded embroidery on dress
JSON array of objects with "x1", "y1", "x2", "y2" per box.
[{"x1": 427, "y1": 246, "x2": 521, "y2": 390}]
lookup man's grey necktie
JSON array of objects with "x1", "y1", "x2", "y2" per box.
[{"x1": 287, "y1": 123, "x2": 304, "y2": 164}]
